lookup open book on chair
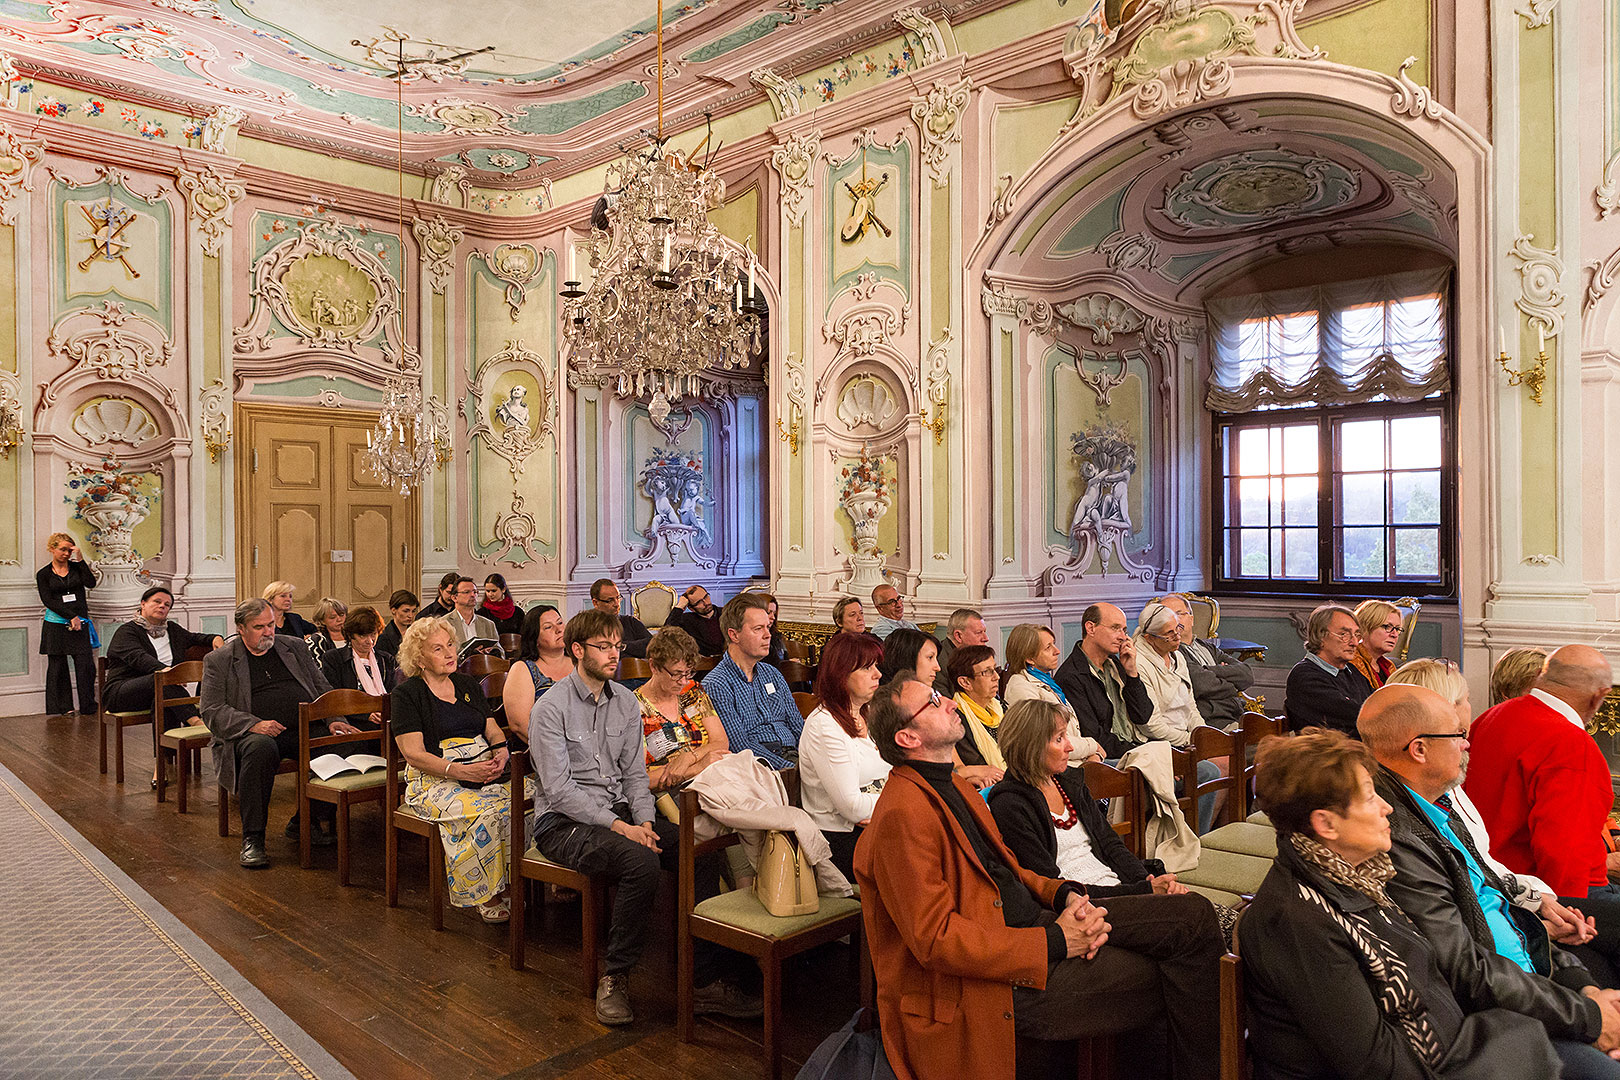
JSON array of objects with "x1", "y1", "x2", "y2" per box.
[{"x1": 308, "y1": 753, "x2": 386, "y2": 781}]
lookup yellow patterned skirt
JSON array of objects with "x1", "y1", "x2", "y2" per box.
[{"x1": 404, "y1": 736, "x2": 534, "y2": 908}]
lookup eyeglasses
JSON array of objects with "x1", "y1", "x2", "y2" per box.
[
  {"x1": 1328, "y1": 628, "x2": 1362, "y2": 642},
  {"x1": 660, "y1": 666, "x2": 693, "y2": 681},
  {"x1": 1402, "y1": 732, "x2": 1467, "y2": 751},
  {"x1": 1379, "y1": 622, "x2": 1402, "y2": 634},
  {"x1": 905, "y1": 688, "x2": 949, "y2": 724},
  {"x1": 584, "y1": 640, "x2": 626, "y2": 654}
]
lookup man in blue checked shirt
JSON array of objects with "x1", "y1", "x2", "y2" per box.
[{"x1": 702, "y1": 593, "x2": 803, "y2": 769}]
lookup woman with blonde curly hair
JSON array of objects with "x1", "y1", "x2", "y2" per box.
[{"x1": 390, "y1": 616, "x2": 531, "y2": 923}]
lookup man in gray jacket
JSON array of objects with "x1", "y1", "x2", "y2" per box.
[
  {"x1": 1157, "y1": 594, "x2": 1253, "y2": 727},
  {"x1": 1359, "y1": 684, "x2": 1620, "y2": 1077},
  {"x1": 202, "y1": 598, "x2": 339, "y2": 869}
]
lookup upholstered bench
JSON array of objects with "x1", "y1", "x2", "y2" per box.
[{"x1": 1198, "y1": 821, "x2": 1278, "y2": 860}]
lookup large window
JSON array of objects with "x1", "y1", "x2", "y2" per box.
[{"x1": 1207, "y1": 268, "x2": 1454, "y2": 595}]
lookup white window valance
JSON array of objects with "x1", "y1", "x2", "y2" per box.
[{"x1": 1204, "y1": 268, "x2": 1450, "y2": 413}]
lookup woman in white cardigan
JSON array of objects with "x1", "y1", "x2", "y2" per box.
[
  {"x1": 799, "y1": 631, "x2": 890, "y2": 878},
  {"x1": 1130, "y1": 601, "x2": 1204, "y2": 748},
  {"x1": 1002, "y1": 623, "x2": 1102, "y2": 766}
]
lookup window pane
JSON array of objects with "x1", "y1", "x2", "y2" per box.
[
  {"x1": 1283, "y1": 424, "x2": 1318, "y2": 474},
  {"x1": 1270, "y1": 529, "x2": 1284, "y2": 578},
  {"x1": 1340, "y1": 473, "x2": 1386, "y2": 526},
  {"x1": 1237, "y1": 427, "x2": 1269, "y2": 476},
  {"x1": 1239, "y1": 478, "x2": 1271, "y2": 526},
  {"x1": 1283, "y1": 476, "x2": 1318, "y2": 525},
  {"x1": 1339, "y1": 419, "x2": 1385, "y2": 472},
  {"x1": 1283, "y1": 529, "x2": 1319, "y2": 579},
  {"x1": 1393, "y1": 528, "x2": 1440, "y2": 578},
  {"x1": 1239, "y1": 529, "x2": 1269, "y2": 576},
  {"x1": 1339, "y1": 527, "x2": 1386, "y2": 579},
  {"x1": 1391, "y1": 471, "x2": 1441, "y2": 525},
  {"x1": 1390, "y1": 415, "x2": 1441, "y2": 469}
]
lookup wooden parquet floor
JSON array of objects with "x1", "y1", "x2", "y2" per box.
[{"x1": 0, "y1": 710, "x2": 863, "y2": 1080}]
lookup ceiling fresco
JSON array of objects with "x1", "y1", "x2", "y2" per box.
[
  {"x1": 0, "y1": 0, "x2": 851, "y2": 179},
  {"x1": 1008, "y1": 99, "x2": 1459, "y2": 305}
]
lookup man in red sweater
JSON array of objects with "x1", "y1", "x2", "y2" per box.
[{"x1": 1465, "y1": 645, "x2": 1616, "y2": 904}]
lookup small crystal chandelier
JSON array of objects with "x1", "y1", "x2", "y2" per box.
[
  {"x1": 365, "y1": 35, "x2": 450, "y2": 495},
  {"x1": 561, "y1": 0, "x2": 764, "y2": 426}
]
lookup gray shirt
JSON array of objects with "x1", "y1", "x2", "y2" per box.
[{"x1": 529, "y1": 668, "x2": 654, "y2": 832}]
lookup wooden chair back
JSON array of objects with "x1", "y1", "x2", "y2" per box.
[
  {"x1": 692, "y1": 654, "x2": 720, "y2": 675},
  {"x1": 793, "y1": 691, "x2": 817, "y2": 720},
  {"x1": 777, "y1": 658, "x2": 815, "y2": 687},
  {"x1": 152, "y1": 659, "x2": 207, "y2": 809},
  {"x1": 152, "y1": 659, "x2": 205, "y2": 725},
  {"x1": 1238, "y1": 711, "x2": 1285, "y2": 810},
  {"x1": 632, "y1": 580, "x2": 677, "y2": 627},
  {"x1": 1180, "y1": 593, "x2": 1221, "y2": 639},
  {"x1": 461, "y1": 653, "x2": 509, "y2": 679},
  {"x1": 1081, "y1": 760, "x2": 1147, "y2": 859},
  {"x1": 1179, "y1": 725, "x2": 1243, "y2": 828},
  {"x1": 295, "y1": 688, "x2": 389, "y2": 883},
  {"x1": 499, "y1": 632, "x2": 521, "y2": 658},
  {"x1": 618, "y1": 656, "x2": 653, "y2": 681},
  {"x1": 479, "y1": 670, "x2": 507, "y2": 702},
  {"x1": 782, "y1": 637, "x2": 815, "y2": 663}
]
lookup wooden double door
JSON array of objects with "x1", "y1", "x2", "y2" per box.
[{"x1": 235, "y1": 405, "x2": 419, "y2": 613}]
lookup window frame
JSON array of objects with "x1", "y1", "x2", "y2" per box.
[{"x1": 1209, "y1": 397, "x2": 1457, "y2": 599}]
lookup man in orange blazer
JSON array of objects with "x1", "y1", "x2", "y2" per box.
[{"x1": 857, "y1": 676, "x2": 1221, "y2": 1080}]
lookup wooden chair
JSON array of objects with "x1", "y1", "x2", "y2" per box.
[
  {"x1": 97, "y1": 656, "x2": 154, "y2": 784},
  {"x1": 782, "y1": 637, "x2": 815, "y2": 663},
  {"x1": 1220, "y1": 952, "x2": 1248, "y2": 1080},
  {"x1": 1237, "y1": 711, "x2": 1284, "y2": 809},
  {"x1": 384, "y1": 713, "x2": 446, "y2": 929},
  {"x1": 618, "y1": 656, "x2": 653, "y2": 681},
  {"x1": 1390, "y1": 596, "x2": 1423, "y2": 662},
  {"x1": 676, "y1": 787, "x2": 868, "y2": 1079},
  {"x1": 792, "y1": 692, "x2": 817, "y2": 719},
  {"x1": 220, "y1": 753, "x2": 296, "y2": 837},
  {"x1": 153, "y1": 660, "x2": 208, "y2": 812},
  {"x1": 1179, "y1": 593, "x2": 1221, "y2": 640},
  {"x1": 1174, "y1": 726, "x2": 1244, "y2": 830},
  {"x1": 1082, "y1": 760, "x2": 1147, "y2": 859},
  {"x1": 632, "y1": 580, "x2": 677, "y2": 628},
  {"x1": 295, "y1": 689, "x2": 389, "y2": 884},
  {"x1": 507, "y1": 752, "x2": 610, "y2": 993},
  {"x1": 462, "y1": 653, "x2": 508, "y2": 679},
  {"x1": 499, "y1": 632, "x2": 521, "y2": 658},
  {"x1": 692, "y1": 654, "x2": 720, "y2": 675},
  {"x1": 776, "y1": 659, "x2": 815, "y2": 690}
]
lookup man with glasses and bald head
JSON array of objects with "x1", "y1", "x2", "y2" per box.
[
  {"x1": 530, "y1": 608, "x2": 761, "y2": 1027},
  {"x1": 1283, "y1": 603, "x2": 1375, "y2": 735}
]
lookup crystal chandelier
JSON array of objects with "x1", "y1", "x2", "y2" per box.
[
  {"x1": 364, "y1": 35, "x2": 450, "y2": 495},
  {"x1": 561, "y1": 0, "x2": 763, "y2": 426}
]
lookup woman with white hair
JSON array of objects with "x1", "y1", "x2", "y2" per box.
[{"x1": 1135, "y1": 599, "x2": 1228, "y2": 833}]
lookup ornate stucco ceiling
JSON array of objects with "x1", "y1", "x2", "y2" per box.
[
  {"x1": 0, "y1": 0, "x2": 903, "y2": 182},
  {"x1": 1001, "y1": 99, "x2": 1460, "y2": 308}
]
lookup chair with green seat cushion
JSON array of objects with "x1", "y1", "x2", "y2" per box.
[
  {"x1": 1185, "y1": 883, "x2": 1247, "y2": 910},
  {"x1": 97, "y1": 656, "x2": 154, "y2": 784},
  {"x1": 505, "y1": 753, "x2": 610, "y2": 993},
  {"x1": 1179, "y1": 848, "x2": 1275, "y2": 899},
  {"x1": 151, "y1": 659, "x2": 209, "y2": 811},
  {"x1": 1246, "y1": 810, "x2": 1272, "y2": 826},
  {"x1": 385, "y1": 741, "x2": 447, "y2": 931},
  {"x1": 295, "y1": 688, "x2": 388, "y2": 885},
  {"x1": 677, "y1": 788, "x2": 871, "y2": 1080},
  {"x1": 1199, "y1": 821, "x2": 1278, "y2": 860}
]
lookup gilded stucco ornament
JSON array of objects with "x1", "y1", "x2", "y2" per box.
[
  {"x1": 768, "y1": 130, "x2": 820, "y2": 228},
  {"x1": 821, "y1": 273, "x2": 911, "y2": 360},
  {"x1": 411, "y1": 215, "x2": 463, "y2": 294},
  {"x1": 198, "y1": 378, "x2": 230, "y2": 461},
  {"x1": 0, "y1": 369, "x2": 25, "y2": 457},
  {"x1": 175, "y1": 165, "x2": 244, "y2": 256},
  {"x1": 910, "y1": 76, "x2": 972, "y2": 187},
  {"x1": 476, "y1": 243, "x2": 544, "y2": 320},
  {"x1": 1510, "y1": 232, "x2": 1566, "y2": 339},
  {"x1": 0, "y1": 129, "x2": 45, "y2": 225},
  {"x1": 409, "y1": 98, "x2": 524, "y2": 137},
  {"x1": 921, "y1": 327, "x2": 952, "y2": 444}
]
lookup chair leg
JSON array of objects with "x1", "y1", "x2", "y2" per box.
[
  {"x1": 98, "y1": 712, "x2": 108, "y2": 775},
  {"x1": 508, "y1": 871, "x2": 527, "y2": 970},
  {"x1": 762, "y1": 952, "x2": 783, "y2": 1080},
  {"x1": 174, "y1": 748, "x2": 189, "y2": 815},
  {"x1": 113, "y1": 719, "x2": 125, "y2": 784},
  {"x1": 427, "y1": 831, "x2": 445, "y2": 932},
  {"x1": 336, "y1": 800, "x2": 351, "y2": 886},
  {"x1": 676, "y1": 925, "x2": 695, "y2": 1043},
  {"x1": 299, "y1": 790, "x2": 312, "y2": 870},
  {"x1": 217, "y1": 784, "x2": 230, "y2": 837},
  {"x1": 580, "y1": 880, "x2": 601, "y2": 995},
  {"x1": 156, "y1": 745, "x2": 169, "y2": 804},
  {"x1": 385, "y1": 819, "x2": 399, "y2": 908}
]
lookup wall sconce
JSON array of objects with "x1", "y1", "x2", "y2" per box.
[
  {"x1": 920, "y1": 403, "x2": 945, "y2": 444},
  {"x1": 1496, "y1": 323, "x2": 1547, "y2": 406},
  {"x1": 0, "y1": 399, "x2": 23, "y2": 458},
  {"x1": 775, "y1": 397, "x2": 801, "y2": 456}
]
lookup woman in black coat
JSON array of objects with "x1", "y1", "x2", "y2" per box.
[
  {"x1": 1242, "y1": 729, "x2": 1565, "y2": 1080},
  {"x1": 104, "y1": 586, "x2": 221, "y2": 718},
  {"x1": 319, "y1": 605, "x2": 397, "y2": 727},
  {"x1": 986, "y1": 697, "x2": 1178, "y2": 897},
  {"x1": 36, "y1": 531, "x2": 98, "y2": 715}
]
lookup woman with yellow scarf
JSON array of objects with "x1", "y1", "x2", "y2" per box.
[{"x1": 946, "y1": 644, "x2": 1008, "y2": 776}]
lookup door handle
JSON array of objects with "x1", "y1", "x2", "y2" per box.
[
  {"x1": 252, "y1": 545, "x2": 259, "y2": 568},
  {"x1": 402, "y1": 543, "x2": 408, "y2": 564}
]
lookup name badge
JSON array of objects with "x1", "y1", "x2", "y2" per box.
[
  {"x1": 61, "y1": 593, "x2": 77, "y2": 603},
  {"x1": 765, "y1": 682, "x2": 776, "y2": 695}
]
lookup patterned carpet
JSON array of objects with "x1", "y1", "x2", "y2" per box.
[{"x1": 0, "y1": 762, "x2": 353, "y2": 1080}]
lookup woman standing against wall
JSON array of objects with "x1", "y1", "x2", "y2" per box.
[{"x1": 36, "y1": 531, "x2": 98, "y2": 716}]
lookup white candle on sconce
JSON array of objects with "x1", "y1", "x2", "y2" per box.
[
  {"x1": 1537, "y1": 322, "x2": 1546, "y2": 355},
  {"x1": 663, "y1": 234, "x2": 672, "y2": 272},
  {"x1": 568, "y1": 242, "x2": 576, "y2": 282},
  {"x1": 1497, "y1": 324, "x2": 1506, "y2": 357}
]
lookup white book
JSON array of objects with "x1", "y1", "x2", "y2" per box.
[{"x1": 308, "y1": 753, "x2": 386, "y2": 781}]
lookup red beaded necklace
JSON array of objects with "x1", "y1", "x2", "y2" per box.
[{"x1": 1047, "y1": 781, "x2": 1080, "y2": 830}]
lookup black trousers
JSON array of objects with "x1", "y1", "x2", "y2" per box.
[
  {"x1": 45, "y1": 651, "x2": 96, "y2": 715},
  {"x1": 1013, "y1": 892, "x2": 1223, "y2": 1080},
  {"x1": 1559, "y1": 884, "x2": 1620, "y2": 989},
  {"x1": 825, "y1": 827, "x2": 863, "y2": 882},
  {"x1": 103, "y1": 679, "x2": 199, "y2": 728},
  {"x1": 537, "y1": 806, "x2": 742, "y2": 986},
  {"x1": 233, "y1": 722, "x2": 327, "y2": 838}
]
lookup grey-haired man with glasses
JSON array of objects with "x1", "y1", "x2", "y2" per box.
[
  {"x1": 1283, "y1": 603, "x2": 1375, "y2": 735},
  {"x1": 530, "y1": 608, "x2": 760, "y2": 1027}
]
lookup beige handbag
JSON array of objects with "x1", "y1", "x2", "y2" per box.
[{"x1": 754, "y1": 830, "x2": 819, "y2": 917}]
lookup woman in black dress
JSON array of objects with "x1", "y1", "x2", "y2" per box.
[
  {"x1": 476, "y1": 573, "x2": 524, "y2": 637},
  {"x1": 36, "y1": 531, "x2": 98, "y2": 716}
]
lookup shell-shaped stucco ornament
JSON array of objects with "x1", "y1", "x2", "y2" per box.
[
  {"x1": 836, "y1": 375, "x2": 897, "y2": 430},
  {"x1": 71, "y1": 398, "x2": 159, "y2": 447}
]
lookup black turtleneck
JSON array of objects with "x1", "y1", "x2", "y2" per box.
[{"x1": 909, "y1": 759, "x2": 1071, "y2": 963}]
